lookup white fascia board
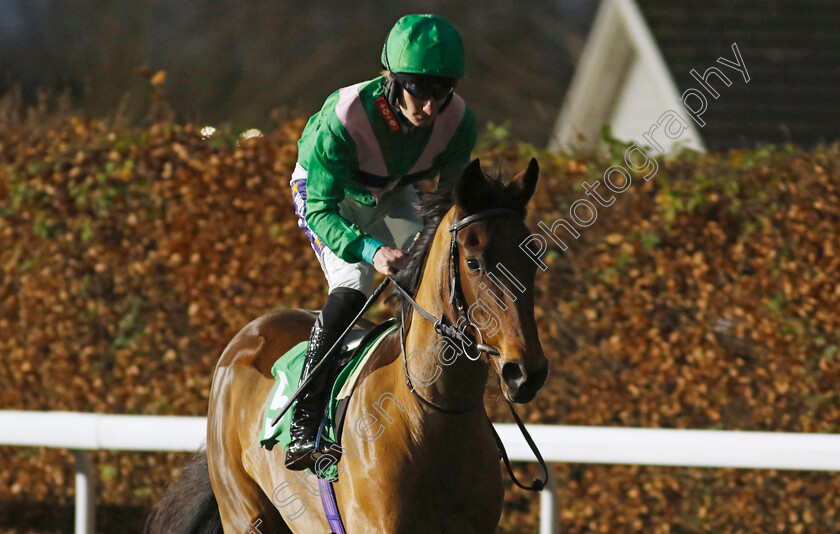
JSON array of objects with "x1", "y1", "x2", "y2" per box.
[{"x1": 551, "y1": 0, "x2": 706, "y2": 152}]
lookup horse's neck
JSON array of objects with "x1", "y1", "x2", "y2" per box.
[{"x1": 399, "y1": 209, "x2": 490, "y2": 413}]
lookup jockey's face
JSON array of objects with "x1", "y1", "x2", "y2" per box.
[{"x1": 398, "y1": 88, "x2": 446, "y2": 127}]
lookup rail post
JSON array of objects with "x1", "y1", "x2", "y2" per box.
[
  {"x1": 539, "y1": 462, "x2": 557, "y2": 534},
  {"x1": 71, "y1": 450, "x2": 94, "y2": 534}
]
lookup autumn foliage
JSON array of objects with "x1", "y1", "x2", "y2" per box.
[{"x1": 2, "y1": 101, "x2": 840, "y2": 532}]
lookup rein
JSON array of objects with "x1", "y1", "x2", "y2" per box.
[{"x1": 398, "y1": 309, "x2": 477, "y2": 415}]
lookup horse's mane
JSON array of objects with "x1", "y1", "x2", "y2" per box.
[{"x1": 389, "y1": 171, "x2": 525, "y2": 321}]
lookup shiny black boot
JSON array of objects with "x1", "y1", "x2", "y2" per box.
[{"x1": 284, "y1": 325, "x2": 340, "y2": 471}]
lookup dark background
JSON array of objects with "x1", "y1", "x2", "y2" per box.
[{"x1": 0, "y1": 0, "x2": 599, "y2": 143}]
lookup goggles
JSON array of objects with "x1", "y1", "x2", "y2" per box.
[{"x1": 395, "y1": 74, "x2": 456, "y2": 101}]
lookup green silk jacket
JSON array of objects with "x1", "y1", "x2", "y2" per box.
[{"x1": 297, "y1": 76, "x2": 476, "y2": 264}]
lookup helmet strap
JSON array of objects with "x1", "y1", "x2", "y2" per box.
[
  {"x1": 384, "y1": 74, "x2": 402, "y2": 108},
  {"x1": 438, "y1": 92, "x2": 454, "y2": 114}
]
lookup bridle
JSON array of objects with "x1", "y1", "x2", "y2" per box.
[
  {"x1": 388, "y1": 205, "x2": 549, "y2": 491},
  {"x1": 393, "y1": 208, "x2": 520, "y2": 347},
  {"x1": 388, "y1": 207, "x2": 521, "y2": 413}
]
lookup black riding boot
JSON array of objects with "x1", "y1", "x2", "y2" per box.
[
  {"x1": 284, "y1": 325, "x2": 339, "y2": 471},
  {"x1": 284, "y1": 287, "x2": 367, "y2": 472}
]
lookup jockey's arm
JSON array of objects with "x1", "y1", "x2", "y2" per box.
[{"x1": 304, "y1": 124, "x2": 384, "y2": 266}]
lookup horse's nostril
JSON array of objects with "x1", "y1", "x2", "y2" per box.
[{"x1": 501, "y1": 361, "x2": 526, "y2": 387}]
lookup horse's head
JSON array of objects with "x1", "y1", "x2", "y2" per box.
[{"x1": 449, "y1": 158, "x2": 548, "y2": 403}]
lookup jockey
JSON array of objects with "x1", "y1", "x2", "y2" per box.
[{"x1": 286, "y1": 14, "x2": 477, "y2": 471}]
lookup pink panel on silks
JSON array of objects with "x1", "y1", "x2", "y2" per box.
[{"x1": 334, "y1": 83, "x2": 388, "y2": 177}]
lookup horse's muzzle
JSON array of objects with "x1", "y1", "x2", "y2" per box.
[{"x1": 501, "y1": 358, "x2": 548, "y2": 403}]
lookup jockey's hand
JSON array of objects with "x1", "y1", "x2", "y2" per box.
[{"x1": 373, "y1": 246, "x2": 408, "y2": 275}]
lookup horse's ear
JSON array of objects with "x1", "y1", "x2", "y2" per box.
[
  {"x1": 509, "y1": 157, "x2": 539, "y2": 207},
  {"x1": 454, "y1": 158, "x2": 489, "y2": 214}
]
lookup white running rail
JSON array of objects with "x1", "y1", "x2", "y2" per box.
[{"x1": 2, "y1": 411, "x2": 840, "y2": 534}]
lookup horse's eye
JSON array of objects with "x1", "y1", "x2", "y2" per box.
[{"x1": 466, "y1": 257, "x2": 481, "y2": 272}]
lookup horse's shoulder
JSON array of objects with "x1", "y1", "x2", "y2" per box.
[{"x1": 217, "y1": 309, "x2": 317, "y2": 378}]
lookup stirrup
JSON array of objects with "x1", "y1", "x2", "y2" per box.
[
  {"x1": 284, "y1": 436, "x2": 339, "y2": 473},
  {"x1": 313, "y1": 417, "x2": 340, "y2": 464},
  {"x1": 311, "y1": 440, "x2": 341, "y2": 479}
]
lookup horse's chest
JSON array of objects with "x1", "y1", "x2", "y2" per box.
[{"x1": 337, "y1": 421, "x2": 503, "y2": 532}]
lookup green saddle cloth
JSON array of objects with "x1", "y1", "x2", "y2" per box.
[{"x1": 259, "y1": 322, "x2": 397, "y2": 458}]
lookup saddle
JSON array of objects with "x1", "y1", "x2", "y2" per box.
[
  {"x1": 335, "y1": 327, "x2": 374, "y2": 365},
  {"x1": 259, "y1": 319, "x2": 397, "y2": 465}
]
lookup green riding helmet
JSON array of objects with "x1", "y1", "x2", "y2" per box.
[{"x1": 381, "y1": 14, "x2": 465, "y2": 78}]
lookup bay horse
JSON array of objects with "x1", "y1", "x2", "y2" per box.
[{"x1": 146, "y1": 158, "x2": 548, "y2": 533}]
